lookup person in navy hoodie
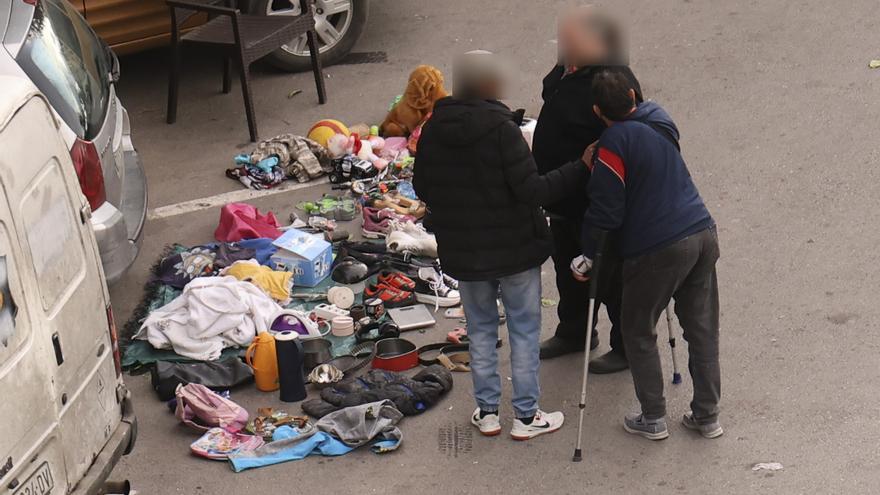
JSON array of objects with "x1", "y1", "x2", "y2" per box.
[{"x1": 575, "y1": 68, "x2": 722, "y2": 442}]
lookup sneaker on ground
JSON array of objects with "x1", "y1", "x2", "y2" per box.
[
  {"x1": 510, "y1": 410, "x2": 564, "y2": 441},
  {"x1": 470, "y1": 408, "x2": 501, "y2": 436},
  {"x1": 386, "y1": 222, "x2": 438, "y2": 258},
  {"x1": 414, "y1": 266, "x2": 461, "y2": 307},
  {"x1": 363, "y1": 282, "x2": 416, "y2": 308},
  {"x1": 362, "y1": 208, "x2": 416, "y2": 239},
  {"x1": 623, "y1": 413, "x2": 669, "y2": 441},
  {"x1": 377, "y1": 270, "x2": 416, "y2": 292},
  {"x1": 682, "y1": 412, "x2": 724, "y2": 439}
]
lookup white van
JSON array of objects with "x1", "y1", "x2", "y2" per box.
[{"x1": 0, "y1": 77, "x2": 136, "y2": 494}]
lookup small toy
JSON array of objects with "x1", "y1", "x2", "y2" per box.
[
  {"x1": 328, "y1": 155, "x2": 377, "y2": 184},
  {"x1": 381, "y1": 65, "x2": 448, "y2": 137},
  {"x1": 307, "y1": 119, "x2": 350, "y2": 148}
]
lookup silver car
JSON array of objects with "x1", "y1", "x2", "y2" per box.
[{"x1": 0, "y1": 0, "x2": 147, "y2": 283}]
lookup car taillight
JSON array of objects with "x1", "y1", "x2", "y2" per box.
[
  {"x1": 106, "y1": 304, "x2": 122, "y2": 377},
  {"x1": 22, "y1": 0, "x2": 38, "y2": 5},
  {"x1": 70, "y1": 138, "x2": 106, "y2": 211}
]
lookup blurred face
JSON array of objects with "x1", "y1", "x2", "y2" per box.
[{"x1": 557, "y1": 7, "x2": 608, "y2": 67}]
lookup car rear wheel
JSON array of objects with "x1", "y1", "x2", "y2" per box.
[{"x1": 255, "y1": 0, "x2": 368, "y2": 72}]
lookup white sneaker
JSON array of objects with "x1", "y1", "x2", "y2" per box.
[
  {"x1": 385, "y1": 221, "x2": 438, "y2": 258},
  {"x1": 510, "y1": 410, "x2": 564, "y2": 441},
  {"x1": 470, "y1": 408, "x2": 502, "y2": 436}
]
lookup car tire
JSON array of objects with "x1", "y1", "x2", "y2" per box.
[{"x1": 252, "y1": 0, "x2": 369, "y2": 73}]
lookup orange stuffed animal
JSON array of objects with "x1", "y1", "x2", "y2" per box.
[{"x1": 381, "y1": 65, "x2": 449, "y2": 137}]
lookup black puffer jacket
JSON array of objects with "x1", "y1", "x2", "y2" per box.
[
  {"x1": 414, "y1": 97, "x2": 585, "y2": 281},
  {"x1": 533, "y1": 65, "x2": 643, "y2": 220}
]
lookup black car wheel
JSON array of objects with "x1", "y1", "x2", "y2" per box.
[{"x1": 254, "y1": 0, "x2": 369, "y2": 72}]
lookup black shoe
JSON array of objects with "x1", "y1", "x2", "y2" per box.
[
  {"x1": 539, "y1": 336, "x2": 596, "y2": 360},
  {"x1": 588, "y1": 350, "x2": 629, "y2": 374}
]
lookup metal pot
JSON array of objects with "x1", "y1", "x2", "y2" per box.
[{"x1": 301, "y1": 338, "x2": 332, "y2": 372}]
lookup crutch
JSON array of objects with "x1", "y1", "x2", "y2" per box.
[
  {"x1": 573, "y1": 230, "x2": 608, "y2": 463},
  {"x1": 665, "y1": 303, "x2": 683, "y2": 384}
]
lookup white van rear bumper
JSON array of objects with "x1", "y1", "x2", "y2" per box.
[{"x1": 69, "y1": 384, "x2": 137, "y2": 495}]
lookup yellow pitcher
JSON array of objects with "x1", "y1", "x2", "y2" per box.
[{"x1": 245, "y1": 332, "x2": 279, "y2": 392}]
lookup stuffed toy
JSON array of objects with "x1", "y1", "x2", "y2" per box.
[
  {"x1": 381, "y1": 65, "x2": 449, "y2": 137},
  {"x1": 326, "y1": 134, "x2": 389, "y2": 170}
]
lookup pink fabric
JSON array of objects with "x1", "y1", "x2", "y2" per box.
[{"x1": 214, "y1": 203, "x2": 282, "y2": 242}]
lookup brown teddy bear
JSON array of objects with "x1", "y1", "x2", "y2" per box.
[{"x1": 381, "y1": 65, "x2": 449, "y2": 137}]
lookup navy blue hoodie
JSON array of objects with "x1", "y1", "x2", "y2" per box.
[{"x1": 581, "y1": 101, "x2": 714, "y2": 259}]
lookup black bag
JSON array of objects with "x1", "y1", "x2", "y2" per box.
[{"x1": 150, "y1": 357, "x2": 254, "y2": 401}]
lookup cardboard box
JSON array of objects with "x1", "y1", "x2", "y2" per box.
[{"x1": 271, "y1": 229, "x2": 333, "y2": 287}]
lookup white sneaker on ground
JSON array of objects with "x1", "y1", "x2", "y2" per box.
[
  {"x1": 385, "y1": 221, "x2": 438, "y2": 258},
  {"x1": 510, "y1": 410, "x2": 564, "y2": 441},
  {"x1": 470, "y1": 408, "x2": 502, "y2": 436}
]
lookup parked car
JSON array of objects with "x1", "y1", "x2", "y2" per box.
[
  {"x1": 0, "y1": 76, "x2": 136, "y2": 495},
  {"x1": 73, "y1": 0, "x2": 369, "y2": 72},
  {"x1": 1, "y1": 0, "x2": 148, "y2": 283}
]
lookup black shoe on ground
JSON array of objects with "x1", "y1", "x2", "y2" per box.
[
  {"x1": 539, "y1": 336, "x2": 598, "y2": 360},
  {"x1": 588, "y1": 349, "x2": 629, "y2": 374}
]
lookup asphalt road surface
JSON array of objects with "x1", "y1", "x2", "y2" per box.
[{"x1": 108, "y1": 0, "x2": 880, "y2": 493}]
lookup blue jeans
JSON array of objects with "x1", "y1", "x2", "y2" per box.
[{"x1": 458, "y1": 267, "x2": 542, "y2": 418}]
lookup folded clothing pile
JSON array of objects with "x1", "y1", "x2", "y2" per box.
[{"x1": 302, "y1": 365, "x2": 453, "y2": 418}]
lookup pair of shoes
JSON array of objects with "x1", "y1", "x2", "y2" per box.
[
  {"x1": 471, "y1": 408, "x2": 565, "y2": 440},
  {"x1": 362, "y1": 207, "x2": 416, "y2": 239},
  {"x1": 413, "y1": 266, "x2": 460, "y2": 308},
  {"x1": 682, "y1": 411, "x2": 724, "y2": 439},
  {"x1": 539, "y1": 336, "x2": 591, "y2": 360},
  {"x1": 588, "y1": 349, "x2": 629, "y2": 374},
  {"x1": 364, "y1": 281, "x2": 416, "y2": 308},
  {"x1": 371, "y1": 194, "x2": 426, "y2": 219},
  {"x1": 623, "y1": 412, "x2": 724, "y2": 441},
  {"x1": 386, "y1": 221, "x2": 438, "y2": 258}
]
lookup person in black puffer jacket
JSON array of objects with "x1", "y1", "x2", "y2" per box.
[{"x1": 413, "y1": 50, "x2": 586, "y2": 440}]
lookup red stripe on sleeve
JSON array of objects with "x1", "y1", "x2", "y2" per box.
[{"x1": 597, "y1": 147, "x2": 625, "y2": 184}]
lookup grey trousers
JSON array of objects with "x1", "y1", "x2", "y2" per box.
[{"x1": 620, "y1": 227, "x2": 721, "y2": 423}]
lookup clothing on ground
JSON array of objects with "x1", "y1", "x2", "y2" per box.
[
  {"x1": 249, "y1": 134, "x2": 332, "y2": 183},
  {"x1": 228, "y1": 400, "x2": 403, "y2": 472},
  {"x1": 582, "y1": 101, "x2": 713, "y2": 259},
  {"x1": 135, "y1": 276, "x2": 282, "y2": 361},
  {"x1": 222, "y1": 259, "x2": 292, "y2": 302},
  {"x1": 413, "y1": 97, "x2": 585, "y2": 281},
  {"x1": 459, "y1": 266, "x2": 543, "y2": 418},
  {"x1": 301, "y1": 365, "x2": 453, "y2": 418}
]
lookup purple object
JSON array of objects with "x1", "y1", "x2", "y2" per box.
[{"x1": 272, "y1": 314, "x2": 308, "y2": 336}]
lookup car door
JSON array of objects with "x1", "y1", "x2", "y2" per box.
[
  {"x1": 81, "y1": 0, "x2": 173, "y2": 53},
  {"x1": 0, "y1": 90, "x2": 69, "y2": 495}
]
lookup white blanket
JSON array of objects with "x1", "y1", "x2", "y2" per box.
[{"x1": 135, "y1": 276, "x2": 282, "y2": 361}]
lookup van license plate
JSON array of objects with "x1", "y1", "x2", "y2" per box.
[{"x1": 14, "y1": 462, "x2": 54, "y2": 495}]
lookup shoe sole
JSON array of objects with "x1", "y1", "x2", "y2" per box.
[
  {"x1": 623, "y1": 423, "x2": 669, "y2": 440},
  {"x1": 415, "y1": 293, "x2": 460, "y2": 307},
  {"x1": 361, "y1": 228, "x2": 387, "y2": 239},
  {"x1": 683, "y1": 420, "x2": 724, "y2": 439},
  {"x1": 510, "y1": 423, "x2": 563, "y2": 441},
  {"x1": 470, "y1": 418, "x2": 501, "y2": 437}
]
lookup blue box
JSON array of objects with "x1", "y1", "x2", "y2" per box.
[{"x1": 271, "y1": 229, "x2": 333, "y2": 287}]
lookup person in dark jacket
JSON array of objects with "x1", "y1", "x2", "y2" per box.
[
  {"x1": 534, "y1": 6, "x2": 642, "y2": 375},
  {"x1": 576, "y1": 68, "x2": 721, "y2": 441},
  {"x1": 414, "y1": 50, "x2": 587, "y2": 441}
]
